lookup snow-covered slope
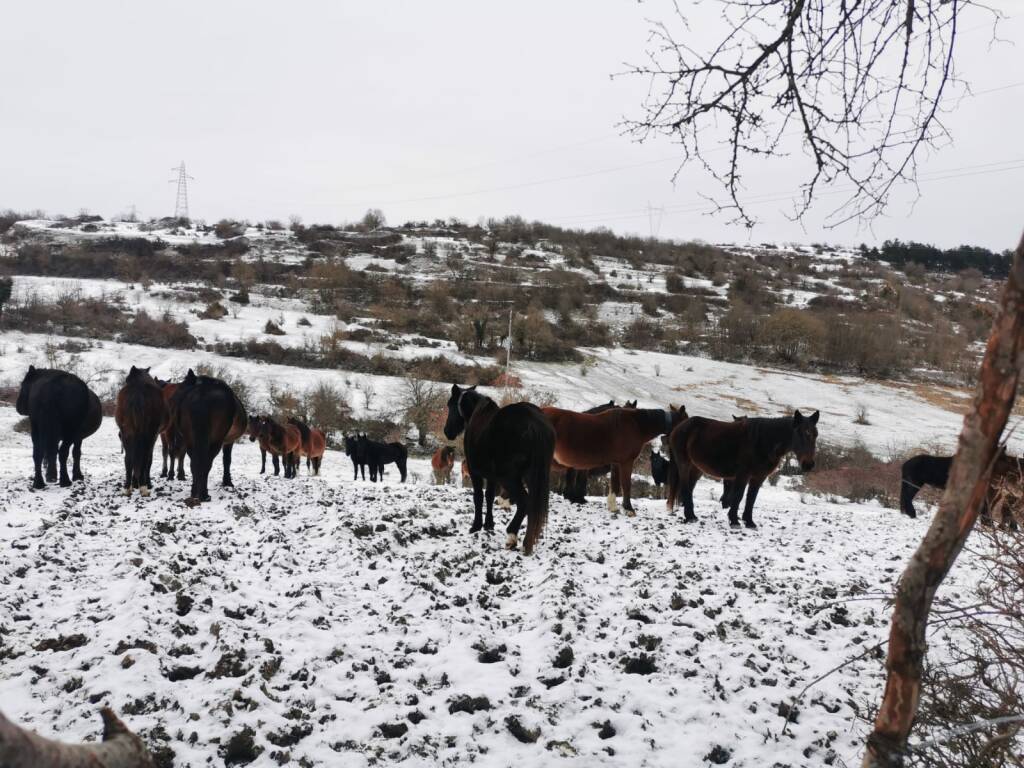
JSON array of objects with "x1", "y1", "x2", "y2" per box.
[{"x1": 0, "y1": 410, "x2": 978, "y2": 767}]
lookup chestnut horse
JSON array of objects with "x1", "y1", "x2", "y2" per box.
[
  {"x1": 561, "y1": 400, "x2": 637, "y2": 504},
  {"x1": 432, "y1": 446, "x2": 455, "y2": 484},
  {"x1": 444, "y1": 384, "x2": 555, "y2": 555},
  {"x1": 168, "y1": 369, "x2": 248, "y2": 505},
  {"x1": 668, "y1": 411, "x2": 819, "y2": 528},
  {"x1": 115, "y1": 366, "x2": 167, "y2": 497},
  {"x1": 543, "y1": 404, "x2": 686, "y2": 515},
  {"x1": 156, "y1": 379, "x2": 186, "y2": 482},
  {"x1": 247, "y1": 415, "x2": 279, "y2": 476},
  {"x1": 250, "y1": 416, "x2": 302, "y2": 478},
  {"x1": 288, "y1": 417, "x2": 327, "y2": 476}
]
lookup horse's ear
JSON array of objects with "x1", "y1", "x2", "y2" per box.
[
  {"x1": 809, "y1": 410, "x2": 819, "y2": 425},
  {"x1": 469, "y1": 384, "x2": 477, "y2": 391},
  {"x1": 129, "y1": 365, "x2": 137, "y2": 375},
  {"x1": 451, "y1": 384, "x2": 461, "y2": 394},
  {"x1": 794, "y1": 410, "x2": 803, "y2": 423},
  {"x1": 28, "y1": 364, "x2": 35, "y2": 373}
]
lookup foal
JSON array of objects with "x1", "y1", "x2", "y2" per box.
[
  {"x1": 444, "y1": 384, "x2": 555, "y2": 555},
  {"x1": 432, "y1": 446, "x2": 455, "y2": 484}
]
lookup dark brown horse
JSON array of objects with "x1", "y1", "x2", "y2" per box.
[
  {"x1": 668, "y1": 411, "x2": 819, "y2": 528},
  {"x1": 16, "y1": 366, "x2": 102, "y2": 489},
  {"x1": 432, "y1": 446, "x2": 455, "y2": 484},
  {"x1": 114, "y1": 366, "x2": 167, "y2": 497},
  {"x1": 249, "y1": 416, "x2": 302, "y2": 478},
  {"x1": 900, "y1": 449, "x2": 1020, "y2": 520},
  {"x1": 444, "y1": 384, "x2": 555, "y2": 555},
  {"x1": 543, "y1": 404, "x2": 686, "y2": 515},
  {"x1": 157, "y1": 379, "x2": 186, "y2": 482},
  {"x1": 288, "y1": 417, "x2": 327, "y2": 475},
  {"x1": 168, "y1": 369, "x2": 248, "y2": 505}
]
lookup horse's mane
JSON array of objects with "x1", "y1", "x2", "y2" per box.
[
  {"x1": 289, "y1": 416, "x2": 311, "y2": 442},
  {"x1": 743, "y1": 416, "x2": 797, "y2": 452}
]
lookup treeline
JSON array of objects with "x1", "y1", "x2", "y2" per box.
[{"x1": 862, "y1": 239, "x2": 1013, "y2": 278}]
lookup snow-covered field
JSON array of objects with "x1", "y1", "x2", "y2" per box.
[{"x1": 0, "y1": 408, "x2": 983, "y2": 767}]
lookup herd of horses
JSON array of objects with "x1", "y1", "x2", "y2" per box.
[{"x1": 13, "y1": 366, "x2": 1017, "y2": 555}]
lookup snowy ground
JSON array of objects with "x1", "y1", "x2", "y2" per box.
[{"x1": 0, "y1": 408, "x2": 983, "y2": 767}]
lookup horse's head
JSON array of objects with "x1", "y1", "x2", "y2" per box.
[
  {"x1": 15, "y1": 365, "x2": 38, "y2": 416},
  {"x1": 444, "y1": 384, "x2": 477, "y2": 440},
  {"x1": 247, "y1": 415, "x2": 263, "y2": 442},
  {"x1": 791, "y1": 410, "x2": 820, "y2": 471},
  {"x1": 344, "y1": 435, "x2": 356, "y2": 456},
  {"x1": 126, "y1": 366, "x2": 154, "y2": 385},
  {"x1": 668, "y1": 404, "x2": 688, "y2": 429}
]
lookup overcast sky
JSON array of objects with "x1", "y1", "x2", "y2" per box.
[{"x1": 1, "y1": 1, "x2": 1021, "y2": 249}]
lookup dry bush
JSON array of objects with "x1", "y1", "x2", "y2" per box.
[
  {"x1": 800, "y1": 442, "x2": 901, "y2": 507},
  {"x1": 301, "y1": 382, "x2": 352, "y2": 438},
  {"x1": 199, "y1": 302, "x2": 228, "y2": 320},
  {"x1": 120, "y1": 311, "x2": 195, "y2": 349},
  {"x1": 899, "y1": 524, "x2": 1024, "y2": 767},
  {"x1": 263, "y1": 319, "x2": 286, "y2": 336},
  {"x1": 761, "y1": 308, "x2": 826, "y2": 364},
  {"x1": 213, "y1": 219, "x2": 247, "y2": 239}
]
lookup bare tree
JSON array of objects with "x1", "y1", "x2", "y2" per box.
[
  {"x1": 863, "y1": 233, "x2": 1024, "y2": 767},
  {"x1": 399, "y1": 376, "x2": 445, "y2": 447},
  {"x1": 625, "y1": 1, "x2": 998, "y2": 227},
  {"x1": 0, "y1": 707, "x2": 154, "y2": 768},
  {"x1": 361, "y1": 208, "x2": 386, "y2": 231}
]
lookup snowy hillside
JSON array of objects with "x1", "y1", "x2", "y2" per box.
[{"x1": 0, "y1": 411, "x2": 982, "y2": 767}]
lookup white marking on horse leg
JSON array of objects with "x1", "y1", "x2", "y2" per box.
[
  {"x1": 140, "y1": 486, "x2": 150, "y2": 497},
  {"x1": 607, "y1": 492, "x2": 618, "y2": 513},
  {"x1": 123, "y1": 487, "x2": 132, "y2": 497},
  {"x1": 506, "y1": 533, "x2": 518, "y2": 550},
  {"x1": 498, "y1": 496, "x2": 512, "y2": 510}
]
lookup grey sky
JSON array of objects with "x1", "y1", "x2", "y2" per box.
[{"x1": 1, "y1": 1, "x2": 1021, "y2": 249}]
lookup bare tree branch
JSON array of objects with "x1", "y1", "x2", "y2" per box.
[
  {"x1": 0, "y1": 707, "x2": 154, "y2": 768},
  {"x1": 624, "y1": 0, "x2": 1001, "y2": 227}
]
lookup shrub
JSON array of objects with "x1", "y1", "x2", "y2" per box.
[
  {"x1": 264, "y1": 319, "x2": 286, "y2": 335},
  {"x1": 121, "y1": 311, "x2": 196, "y2": 349},
  {"x1": 799, "y1": 442, "x2": 899, "y2": 506},
  {"x1": 214, "y1": 219, "x2": 247, "y2": 239},
  {"x1": 199, "y1": 302, "x2": 228, "y2": 320}
]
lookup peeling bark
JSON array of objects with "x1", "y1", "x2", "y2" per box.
[
  {"x1": 863, "y1": 232, "x2": 1024, "y2": 767},
  {"x1": 0, "y1": 707, "x2": 154, "y2": 768}
]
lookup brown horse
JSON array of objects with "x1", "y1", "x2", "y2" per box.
[
  {"x1": 115, "y1": 366, "x2": 167, "y2": 497},
  {"x1": 432, "y1": 446, "x2": 455, "y2": 484},
  {"x1": 562, "y1": 400, "x2": 638, "y2": 504},
  {"x1": 250, "y1": 416, "x2": 302, "y2": 478},
  {"x1": 543, "y1": 404, "x2": 687, "y2": 515},
  {"x1": 168, "y1": 369, "x2": 248, "y2": 505},
  {"x1": 157, "y1": 379, "x2": 186, "y2": 482},
  {"x1": 668, "y1": 411, "x2": 819, "y2": 528},
  {"x1": 288, "y1": 417, "x2": 327, "y2": 476}
]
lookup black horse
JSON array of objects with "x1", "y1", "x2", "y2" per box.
[
  {"x1": 356, "y1": 434, "x2": 408, "y2": 482},
  {"x1": 650, "y1": 449, "x2": 670, "y2": 491},
  {"x1": 443, "y1": 384, "x2": 555, "y2": 555},
  {"x1": 344, "y1": 435, "x2": 368, "y2": 480},
  {"x1": 16, "y1": 366, "x2": 102, "y2": 489},
  {"x1": 167, "y1": 369, "x2": 247, "y2": 505},
  {"x1": 899, "y1": 451, "x2": 1018, "y2": 519}
]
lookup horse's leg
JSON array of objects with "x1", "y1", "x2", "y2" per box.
[
  {"x1": 665, "y1": 459, "x2": 679, "y2": 513},
  {"x1": 470, "y1": 476, "x2": 484, "y2": 533},
  {"x1": 141, "y1": 437, "x2": 155, "y2": 496},
  {"x1": 30, "y1": 424, "x2": 46, "y2": 489},
  {"x1": 504, "y1": 481, "x2": 527, "y2": 550},
  {"x1": 741, "y1": 477, "x2": 763, "y2": 529},
  {"x1": 57, "y1": 440, "x2": 72, "y2": 487},
  {"x1": 222, "y1": 443, "x2": 234, "y2": 487},
  {"x1": 726, "y1": 473, "x2": 750, "y2": 527},
  {"x1": 160, "y1": 436, "x2": 169, "y2": 479},
  {"x1": 610, "y1": 466, "x2": 621, "y2": 508},
  {"x1": 71, "y1": 440, "x2": 84, "y2": 482},
  {"x1": 899, "y1": 476, "x2": 919, "y2": 518},
  {"x1": 44, "y1": 431, "x2": 59, "y2": 484},
  {"x1": 272, "y1": 452, "x2": 281, "y2": 476},
  {"x1": 123, "y1": 441, "x2": 133, "y2": 495},
  {"x1": 619, "y1": 459, "x2": 636, "y2": 516},
  {"x1": 203, "y1": 443, "x2": 220, "y2": 501},
  {"x1": 681, "y1": 468, "x2": 702, "y2": 523},
  {"x1": 176, "y1": 451, "x2": 186, "y2": 481},
  {"x1": 720, "y1": 480, "x2": 732, "y2": 509},
  {"x1": 484, "y1": 481, "x2": 496, "y2": 531},
  {"x1": 259, "y1": 448, "x2": 267, "y2": 474}
]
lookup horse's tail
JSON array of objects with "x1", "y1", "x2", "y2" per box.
[
  {"x1": 524, "y1": 423, "x2": 555, "y2": 556},
  {"x1": 900, "y1": 463, "x2": 918, "y2": 518},
  {"x1": 665, "y1": 445, "x2": 680, "y2": 510}
]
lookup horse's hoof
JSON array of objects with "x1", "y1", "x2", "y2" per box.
[
  {"x1": 59, "y1": 478, "x2": 72, "y2": 488},
  {"x1": 222, "y1": 481, "x2": 234, "y2": 488},
  {"x1": 683, "y1": 516, "x2": 697, "y2": 524},
  {"x1": 506, "y1": 534, "x2": 518, "y2": 550},
  {"x1": 625, "y1": 509, "x2": 636, "y2": 518},
  {"x1": 184, "y1": 497, "x2": 202, "y2": 508},
  {"x1": 729, "y1": 519, "x2": 741, "y2": 528},
  {"x1": 32, "y1": 479, "x2": 45, "y2": 490},
  {"x1": 123, "y1": 487, "x2": 133, "y2": 497},
  {"x1": 484, "y1": 523, "x2": 495, "y2": 532},
  {"x1": 469, "y1": 524, "x2": 482, "y2": 534},
  {"x1": 744, "y1": 521, "x2": 757, "y2": 529},
  {"x1": 140, "y1": 486, "x2": 151, "y2": 498}
]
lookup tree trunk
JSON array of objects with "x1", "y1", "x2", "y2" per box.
[
  {"x1": 863, "y1": 232, "x2": 1024, "y2": 767},
  {"x1": 0, "y1": 708, "x2": 154, "y2": 768}
]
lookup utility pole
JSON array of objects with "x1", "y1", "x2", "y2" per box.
[
  {"x1": 170, "y1": 162, "x2": 193, "y2": 220},
  {"x1": 646, "y1": 200, "x2": 664, "y2": 240}
]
